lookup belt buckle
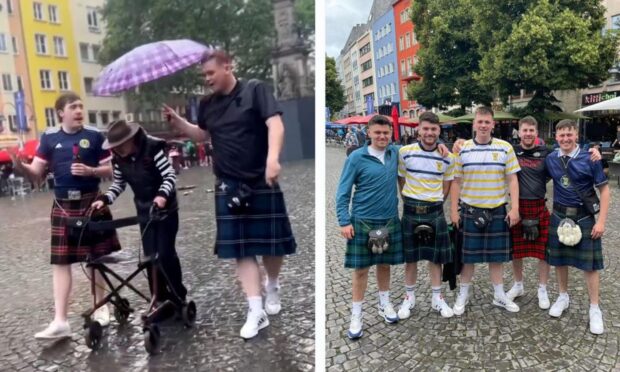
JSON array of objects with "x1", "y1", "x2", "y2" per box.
[
  {"x1": 415, "y1": 206, "x2": 427, "y2": 214},
  {"x1": 565, "y1": 207, "x2": 578, "y2": 217},
  {"x1": 67, "y1": 190, "x2": 81, "y2": 200}
]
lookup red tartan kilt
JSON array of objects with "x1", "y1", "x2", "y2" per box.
[
  {"x1": 50, "y1": 192, "x2": 121, "y2": 264},
  {"x1": 510, "y1": 199, "x2": 549, "y2": 260}
]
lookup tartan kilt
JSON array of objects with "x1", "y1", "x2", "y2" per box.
[
  {"x1": 402, "y1": 198, "x2": 452, "y2": 264},
  {"x1": 547, "y1": 210, "x2": 603, "y2": 271},
  {"x1": 214, "y1": 178, "x2": 296, "y2": 259},
  {"x1": 461, "y1": 204, "x2": 512, "y2": 264},
  {"x1": 510, "y1": 199, "x2": 549, "y2": 260},
  {"x1": 345, "y1": 216, "x2": 404, "y2": 269},
  {"x1": 50, "y1": 192, "x2": 121, "y2": 265}
]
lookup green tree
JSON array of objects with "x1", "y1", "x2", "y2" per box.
[
  {"x1": 475, "y1": 0, "x2": 618, "y2": 112},
  {"x1": 98, "y1": 0, "x2": 278, "y2": 106},
  {"x1": 326, "y1": 56, "x2": 345, "y2": 116},
  {"x1": 409, "y1": 0, "x2": 492, "y2": 109}
]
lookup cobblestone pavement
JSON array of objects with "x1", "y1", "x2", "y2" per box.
[
  {"x1": 325, "y1": 145, "x2": 620, "y2": 371},
  {"x1": 0, "y1": 160, "x2": 314, "y2": 371}
]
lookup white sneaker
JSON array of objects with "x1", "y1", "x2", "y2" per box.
[
  {"x1": 538, "y1": 288, "x2": 550, "y2": 310},
  {"x1": 397, "y1": 295, "x2": 415, "y2": 320},
  {"x1": 549, "y1": 296, "x2": 570, "y2": 318},
  {"x1": 378, "y1": 303, "x2": 399, "y2": 323},
  {"x1": 93, "y1": 305, "x2": 110, "y2": 327},
  {"x1": 34, "y1": 321, "x2": 71, "y2": 339},
  {"x1": 453, "y1": 292, "x2": 469, "y2": 316},
  {"x1": 432, "y1": 296, "x2": 454, "y2": 318},
  {"x1": 240, "y1": 310, "x2": 269, "y2": 339},
  {"x1": 347, "y1": 313, "x2": 363, "y2": 339},
  {"x1": 492, "y1": 296, "x2": 520, "y2": 312},
  {"x1": 590, "y1": 307, "x2": 604, "y2": 335},
  {"x1": 265, "y1": 287, "x2": 281, "y2": 315},
  {"x1": 506, "y1": 285, "x2": 524, "y2": 301}
]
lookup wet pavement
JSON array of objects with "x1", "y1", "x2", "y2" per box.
[
  {"x1": 0, "y1": 160, "x2": 314, "y2": 371},
  {"x1": 325, "y1": 145, "x2": 620, "y2": 371}
]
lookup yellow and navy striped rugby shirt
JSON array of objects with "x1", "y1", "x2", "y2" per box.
[
  {"x1": 454, "y1": 138, "x2": 520, "y2": 208},
  {"x1": 398, "y1": 143, "x2": 455, "y2": 202}
]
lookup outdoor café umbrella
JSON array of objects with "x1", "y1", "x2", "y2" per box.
[
  {"x1": 575, "y1": 96, "x2": 620, "y2": 112},
  {"x1": 93, "y1": 39, "x2": 213, "y2": 95}
]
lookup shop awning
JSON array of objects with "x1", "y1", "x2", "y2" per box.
[{"x1": 576, "y1": 96, "x2": 620, "y2": 112}]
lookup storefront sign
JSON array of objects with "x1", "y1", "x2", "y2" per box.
[{"x1": 582, "y1": 90, "x2": 620, "y2": 106}]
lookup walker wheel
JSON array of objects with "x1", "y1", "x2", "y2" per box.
[
  {"x1": 144, "y1": 324, "x2": 160, "y2": 355},
  {"x1": 85, "y1": 321, "x2": 103, "y2": 350},
  {"x1": 182, "y1": 301, "x2": 197, "y2": 328},
  {"x1": 114, "y1": 298, "x2": 131, "y2": 325}
]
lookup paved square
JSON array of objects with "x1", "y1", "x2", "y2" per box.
[
  {"x1": 326, "y1": 145, "x2": 620, "y2": 371},
  {"x1": 0, "y1": 161, "x2": 314, "y2": 371}
]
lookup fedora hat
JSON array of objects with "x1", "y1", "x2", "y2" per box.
[{"x1": 102, "y1": 120, "x2": 141, "y2": 149}]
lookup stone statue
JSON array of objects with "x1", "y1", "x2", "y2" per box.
[{"x1": 277, "y1": 63, "x2": 298, "y2": 99}]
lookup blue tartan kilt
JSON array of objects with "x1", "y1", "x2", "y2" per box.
[
  {"x1": 214, "y1": 178, "x2": 296, "y2": 259},
  {"x1": 402, "y1": 198, "x2": 452, "y2": 264},
  {"x1": 461, "y1": 204, "x2": 512, "y2": 264},
  {"x1": 345, "y1": 216, "x2": 404, "y2": 269},
  {"x1": 547, "y1": 211, "x2": 603, "y2": 271}
]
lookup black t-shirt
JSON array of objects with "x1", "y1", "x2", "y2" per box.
[
  {"x1": 514, "y1": 144, "x2": 550, "y2": 200},
  {"x1": 197, "y1": 80, "x2": 282, "y2": 181}
]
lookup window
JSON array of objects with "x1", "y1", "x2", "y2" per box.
[
  {"x1": 7, "y1": 115, "x2": 17, "y2": 132},
  {"x1": 40, "y1": 70, "x2": 52, "y2": 89},
  {"x1": 88, "y1": 111, "x2": 97, "y2": 125},
  {"x1": 92, "y1": 45, "x2": 100, "y2": 61},
  {"x1": 402, "y1": 84, "x2": 407, "y2": 99},
  {"x1": 35, "y1": 34, "x2": 47, "y2": 54},
  {"x1": 84, "y1": 77, "x2": 93, "y2": 94},
  {"x1": 11, "y1": 36, "x2": 17, "y2": 53},
  {"x1": 2, "y1": 74, "x2": 12, "y2": 91},
  {"x1": 58, "y1": 71, "x2": 69, "y2": 90},
  {"x1": 112, "y1": 111, "x2": 121, "y2": 121},
  {"x1": 16, "y1": 75, "x2": 22, "y2": 91},
  {"x1": 362, "y1": 76, "x2": 373, "y2": 88},
  {"x1": 359, "y1": 43, "x2": 370, "y2": 56},
  {"x1": 100, "y1": 112, "x2": 109, "y2": 125},
  {"x1": 53, "y1": 36, "x2": 65, "y2": 56},
  {"x1": 400, "y1": 10, "x2": 407, "y2": 23},
  {"x1": 401, "y1": 60, "x2": 406, "y2": 75},
  {"x1": 405, "y1": 33, "x2": 411, "y2": 48},
  {"x1": 0, "y1": 34, "x2": 6, "y2": 52},
  {"x1": 80, "y1": 43, "x2": 90, "y2": 61},
  {"x1": 412, "y1": 31, "x2": 418, "y2": 45},
  {"x1": 612, "y1": 14, "x2": 620, "y2": 30},
  {"x1": 407, "y1": 57, "x2": 413, "y2": 75},
  {"x1": 399, "y1": 36, "x2": 404, "y2": 51},
  {"x1": 48, "y1": 5, "x2": 58, "y2": 23},
  {"x1": 45, "y1": 108, "x2": 56, "y2": 127},
  {"x1": 6, "y1": 0, "x2": 13, "y2": 15},
  {"x1": 33, "y1": 2, "x2": 43, "y2": 20},
  {"x1": 87, "y1": 7, "x2": 99, "y2": 31}
]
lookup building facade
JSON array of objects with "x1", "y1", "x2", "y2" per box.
[
  {"x1": 356, "y1": 30, "x2": 376, "y2": 114},
  {"x1": 393, "y1": 0, "x2": 420, "y2": 117},
  {"x1": 372, "y1": 7, "x2": 399, "y2": 109},
  {"x1": 71, "y1": 0, "x2": 126, "y2": 130}
]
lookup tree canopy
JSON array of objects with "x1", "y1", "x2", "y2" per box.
[
  {"x1": 409, "y1": 0, "x2": 618, "y2": 112},
  {"x1": 326, "y1": 56, "x2": 345, "y2": 116}
]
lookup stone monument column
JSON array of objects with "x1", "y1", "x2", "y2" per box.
[{"x1": 272, "y1": 0, "x2": 312, "y2": 100}]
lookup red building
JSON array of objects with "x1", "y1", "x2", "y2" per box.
[{"x1": 393, "y1": 0, "x2": 421, "y2": 117}]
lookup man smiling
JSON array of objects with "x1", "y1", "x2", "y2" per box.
[
  {"x1": 336, "y1": 114, "x2": 404, "y2": 339},
  {"x1": 545, "y1": 119, "x2": 610, "y2": 334}
]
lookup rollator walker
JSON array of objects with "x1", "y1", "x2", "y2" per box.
[{"x1": 66, "y1": 205, "x2": 196, "y2": 354}]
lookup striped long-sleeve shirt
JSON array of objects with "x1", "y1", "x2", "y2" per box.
[{"x1": 104, "y1": 135, "x2": 177, "y2": 205}]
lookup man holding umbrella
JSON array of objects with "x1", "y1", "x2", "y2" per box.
[{"x1": 163, "y1": 50, "x2": 296, "y2": 339}]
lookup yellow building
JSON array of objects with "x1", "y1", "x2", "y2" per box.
[{"x1": 18, "y1": 0, "x2": 82, "y2": 133}]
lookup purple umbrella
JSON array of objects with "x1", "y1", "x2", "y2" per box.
[{"x1": 93, "y1": 39, "x2": 213, "y2": 96}]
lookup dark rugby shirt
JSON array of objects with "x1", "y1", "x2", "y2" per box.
[{"x1": 514, "y1": 145, "x2": 549, "y2": 200}]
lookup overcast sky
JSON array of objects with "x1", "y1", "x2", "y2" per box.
[{"x1": 326, "y1": 0, "x2": 373, "y2": 58}]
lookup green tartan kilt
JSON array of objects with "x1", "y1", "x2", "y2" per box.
[
  {"x1": 345, "y1": 216, "x2": 404, "y2": 269},
  {"x1": 402, "y1": 199, "x2": 453, "y2": 264}
]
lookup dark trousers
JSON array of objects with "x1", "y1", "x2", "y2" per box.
[{"x1": 139, "y1": 210, "x2": 187, "y2": 305}]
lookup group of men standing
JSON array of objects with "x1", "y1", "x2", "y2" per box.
[{"x1": 336, "y1": 107, "x2": 609, "y2": 339}]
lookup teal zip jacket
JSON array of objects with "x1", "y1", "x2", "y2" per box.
[{"x1": 336, "y1": 143, "x2": 400, "y2": 226}]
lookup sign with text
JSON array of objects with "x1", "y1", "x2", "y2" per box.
[{"x1": 582, "y1": 90, "x2": 620, "y2": 106}]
